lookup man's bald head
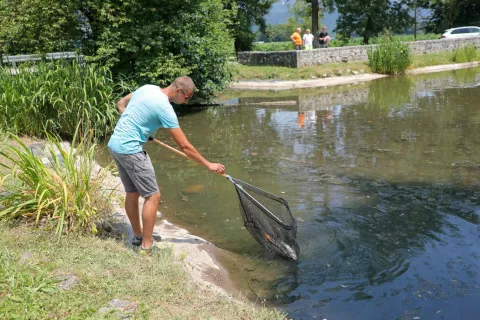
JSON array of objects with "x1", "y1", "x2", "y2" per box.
[{"x1": 174, "y1": 76, "x2": 195, "y2": 96}]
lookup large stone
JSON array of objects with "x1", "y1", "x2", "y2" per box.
[
  {"x1": 56, "y1": 274, "x2": 80, "y2": 291},
  {"x1": 97, "y1": 299, "x2": 139, "y2": 319}
]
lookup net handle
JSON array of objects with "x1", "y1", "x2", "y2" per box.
[{"x1": 150, "y1": 138, "x2": 227, "y2": 178}]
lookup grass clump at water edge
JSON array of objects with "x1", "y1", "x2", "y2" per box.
[
  {"x1": 451, "y1": 44, "x2": 479, "y2": 63},
  {"x1": 0, "y1": 128, "x2": 115, "y2": 240},
  {"x1": 367, "y1": 32, "x2": 412, "y2": 75}
]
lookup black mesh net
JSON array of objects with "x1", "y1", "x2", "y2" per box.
[{"x1": 230, "y1": 177, "x2": 300, "y2": 260}]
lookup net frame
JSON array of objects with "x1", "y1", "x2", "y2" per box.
[{"x1": 229, "y1": 176, "x2": 299, "y2": 260}]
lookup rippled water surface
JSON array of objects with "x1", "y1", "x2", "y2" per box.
[{"x1": 99, "y1": 68, "x2": 480, "y2": 319}]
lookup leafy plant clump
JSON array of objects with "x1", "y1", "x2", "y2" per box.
[
  {"x1": 451, "y1": 44, "x2": 478, "y2": 63},
  {"x1": 0, "y1": 61, "x2": 127, "y2": 138},
  {"x1": 367, "y1": 34, "x2": 412, "y2": 75},
  {"x1": 0, "y1": 129, "x2": 115, "y2": 240}
]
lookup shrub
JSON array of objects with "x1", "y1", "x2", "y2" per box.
[
  {"x1": 367, "y1": 36, "x2": 412, "y2": 75},
  {"x1": 451, "y1": 44, "x2": 478, "y2": 63},
  {"x1": 0, "y1": 128, "x2": 115, "y2": 240},
  {"x1": 0, "y1": 61, "x2": 128, "y2": 138}
]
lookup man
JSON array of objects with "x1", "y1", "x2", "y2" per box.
[
  {"x1": 290, "y1": 28, "x2": 303, "y2": 50},
  {"x1": 108, "y1": 76, "x2": 225, "y2": 255},
  {"x1": 303, "y1": 29, "x2": 314, "y2": 50},
  {"x1": 318, "y1": 27, "x2": 331, "y2": 48}
]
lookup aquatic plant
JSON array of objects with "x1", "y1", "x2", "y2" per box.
[
  {"x1": 451, "y1": 44, "x2": 478, "y2": 63},
  {"x1": 367, "y1": 32, "x2": 412, "y2": 75}
]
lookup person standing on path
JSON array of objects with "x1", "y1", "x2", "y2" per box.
[
  {"x1": 108, "y1": 76, "x2": 225, "y2": 255},
  {"x1": 291, "y1": 28, "x2": 303, "y2": 50},
  {"x1": 303, "y1": 29, "x2": 314, "y2": 50},
  {"x1": 318, "y1": 27, "x2": 331, "y2": 48}
]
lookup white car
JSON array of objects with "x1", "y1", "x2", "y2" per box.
[{"x1": 440, "y1": 26, "x2": 480, "y2": 39}]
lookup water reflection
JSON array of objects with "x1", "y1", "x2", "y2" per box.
[{"x1": 98, "y1": 68, "x2": 480, "y2": 319}]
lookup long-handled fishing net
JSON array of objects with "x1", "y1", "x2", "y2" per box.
[{"x1": 151, "y1": 138, "x2": 300, "y2": 260}]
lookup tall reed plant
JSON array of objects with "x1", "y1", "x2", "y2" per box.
[
  {"x1": 451, "y1": 44, "x2": 478, "y2": 63},
  {"x1": 0, "y1": 127, "x2": 116, "y2": 240},
  {"x1": 367, "y1": 35, "x2": 412, "y2": 75},
  {"x1": 0, "y1": 61, "x2": 127, "y2": 138}
]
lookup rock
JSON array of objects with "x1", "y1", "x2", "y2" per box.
[
  {"x1": 311, "y1": 76, "x2": 317, "y2": 79},
  {"x1": 342, "y1": 56, "x2": 348, "y2": 63},
  {"x1": 322, "y1": 73, "x2": 328, "y2": 78},
  {"x1": 337, "y1": 70, "x2": 343, "y2": 76},
  {"x1": 56, "y1": 274, "x2": 80, "y2": 291},
  {"x1": 360, "y1": 69, "x2": 365, "y2": 74},
  {"x1": 20, "y1": 252, "x2": 33, "y2": 263},
  {"x1": 352, "y1": 71, "x2": 359, "y2": 75},
  {"x1": 97, "y1": 299, "x2": 139, "y2": 319}
]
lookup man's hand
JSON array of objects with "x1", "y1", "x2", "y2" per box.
[{"x1": 207, "y1": 162, "x2": 225, "y2": 174}]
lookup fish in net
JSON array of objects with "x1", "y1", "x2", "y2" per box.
[{"x1": 228, "y1": 176, "x2": 300, "y2": 260}]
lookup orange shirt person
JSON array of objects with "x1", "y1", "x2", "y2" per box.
[{"x1": 290, "y1": 28, "x2": 303, "y2": 51}]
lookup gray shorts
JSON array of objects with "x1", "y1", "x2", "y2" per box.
[{"x1": 109, "y1": 149, "x2": 159, "y2": 198}]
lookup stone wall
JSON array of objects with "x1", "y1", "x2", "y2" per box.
[{"x1": 237, "y1": 37, "x2": 480, "y2": 68}]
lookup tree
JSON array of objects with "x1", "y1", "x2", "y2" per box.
[
  {"x1": 225, "y1": 0, "x2": 277, "y2": 52},
  {"x1": 425, "y1": 0, "x2": 480, "y2": 33},
  {"x1": 329, "y1": 0, "x2": 412, "y2": 44},
  {"x1": 0, "y1": 0, "x2": 82, "y2": 54},
  {"x1": 0, "y1": 0, "x2": 235, "y2": 99},
  {"x1": 405, "y1": 1, "x2": 431, "y2": 40}
]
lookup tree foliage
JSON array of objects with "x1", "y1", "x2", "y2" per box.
[
  {"x1": 259, "y1": 1, "x2": 324, "y2": 43},
  {"x1": 327, "y1": 0, "x2": 412, "y2": 44},
  {"x1": 80, "y1": 0, "x2": 234, "y2": 98},
  {"x1": 0, "y1": 0, "x2": 235, "y2": 99},
  {"x1": 425, "y1": 0, "x2": 480, "y2": 33},
  {"x1": 0, "y1": 0, "x2": 81, "y2": 54},
  {"x1": 225, "y1": 0, "x2": 277, "y2": 52}
]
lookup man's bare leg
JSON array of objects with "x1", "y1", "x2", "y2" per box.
[
  {"x1": 125, "y1": 191, "x2": 142, "y2": 238},
  {"x1": 141, "y1": 192, "x2": 161, "y2": 249}
]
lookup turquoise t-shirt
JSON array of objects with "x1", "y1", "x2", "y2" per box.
[{"x1": 108, "y1": 85, "x2": 179, "y2": 154}]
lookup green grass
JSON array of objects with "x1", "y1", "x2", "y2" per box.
[
  {"x1": 0, "y1": 222, "x2": 285, "y2": 319},
  {"x1": 231, "y1": 61, "x2": 371, "y2": 81}
]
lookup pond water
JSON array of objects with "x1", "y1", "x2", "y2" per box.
[{"x1": 98, "y1": 68, "x2": 480, "y2": 319}]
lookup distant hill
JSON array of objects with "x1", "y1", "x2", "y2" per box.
[{"x1": 265, "y1": 2, "x2": 338, "y2": 36}]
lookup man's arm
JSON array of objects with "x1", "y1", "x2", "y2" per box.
[
  {"x1": 116, "y1": 93, "x2": 132, "y2": 114},
  {"x1": 168, "y1": 128, "x2": 225, "y2": 174}
]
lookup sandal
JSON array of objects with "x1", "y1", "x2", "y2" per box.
[{"x1": 132, "y1": 234, "x2": 162, "y2": 246}]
